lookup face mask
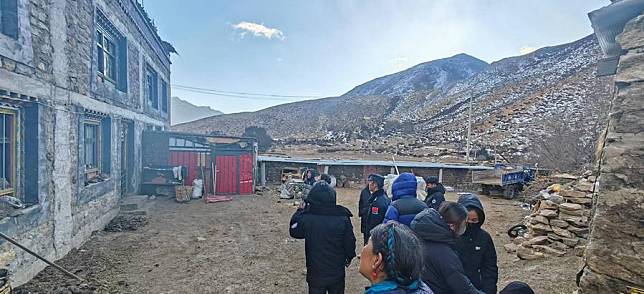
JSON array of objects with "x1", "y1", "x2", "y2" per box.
[{"x1": 467, "y1": 222, "x2": 482, "y2": 231}]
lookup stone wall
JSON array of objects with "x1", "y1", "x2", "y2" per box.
[
  {"x1": 578, "y1": 12, "x2": 644, "y2": 294},
  {"x1": 0, "y1": 0, "x2": 171, "y2": 286},
  {"x1": 262, "y1": 161, "x2": 477, "y2": 189}
]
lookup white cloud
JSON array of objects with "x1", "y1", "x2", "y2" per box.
[
  {"x1": 519, "y1": 46, "x2": 537, "y2": 55},
  {"x1": 232, "y1": 21, "x2": 285, "y2": 40}
]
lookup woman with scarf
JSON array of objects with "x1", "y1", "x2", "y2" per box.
[{"x1": 359, "y1": 222, "x2": 434, "y2": 294}]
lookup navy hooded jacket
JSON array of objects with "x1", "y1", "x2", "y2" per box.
[
  {"x1": 455, "y1": 194, "x2": 498, "y2": 294},
  {"x1": 384, "y1": 173, "x2": 427, "y2": 227},
  {"x1": 411, "y1": 209, "x2": 482, "y2": 294}
]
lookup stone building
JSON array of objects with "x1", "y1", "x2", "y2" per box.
[
  {"x1": 579, "y1": 1, "x2": 643, "y2": 293},
  {"x1": 0, "y1": 0, "x2": 172, "y2": 285}
]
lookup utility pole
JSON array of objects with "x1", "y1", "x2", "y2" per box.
[{"x1": 466, "y1": 94, "x2": 473, "y2": 163}]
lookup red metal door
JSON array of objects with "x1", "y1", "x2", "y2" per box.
[
  {"x1": 216, "y1": 155, "x2": 238, "y2": 195},
  {"x1": 239, "y1": 154, "x2": 253, "y2": 195}
]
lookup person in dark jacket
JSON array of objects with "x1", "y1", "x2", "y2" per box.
[
  {"x1": 303, "y1": 169, "x2": 319, "y2": 186},
  {"x1": 384, "y1": 173, "x2": 427, "y2": 227},
  {"x1": 455, "y1": 193, "x2": 498, "y2": 294},
  {"x1": 359, "y1": 222, "x2": 434, "y2": 294},
  {"x1": 411, "y1": 202, "x2": 483, "y2": 294},
  {"x1": 424, "y1": 176, "x2": 446, "y2": 210},
  {"x1": 359, "y1": 185, "x2": 372, "y2": 242},
  {"x1": 290, "y1": 182, "x2": 357, "y2": 294},
  {"x1": 362, "y1": 174, "x2": 391, "y2": 244}
]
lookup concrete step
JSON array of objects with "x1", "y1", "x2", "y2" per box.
[{"x1": 120, "y1": 195, "x2": 152, "y2": 215}]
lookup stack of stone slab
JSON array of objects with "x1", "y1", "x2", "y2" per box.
[{"x1": 506, "y1": 172, "x2": 595, "y2": 259}]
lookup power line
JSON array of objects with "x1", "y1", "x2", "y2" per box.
[{"x1": 171, "y1": 84, "x2": 324, "y2": 101}]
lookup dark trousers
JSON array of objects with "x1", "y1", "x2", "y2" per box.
[{"x1": 308, "y1": 279, "x2": 345, "y2": 294}]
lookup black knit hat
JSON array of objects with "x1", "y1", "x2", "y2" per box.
[
  {"x1": 500, "y1": 281, "x2": 535, "y2": 294},
  {"x1": 426, "y1": 176, "x2": 439, "y2": 184},
  {"x1": 306, "y1": 182, "x2": 336, "y2": 208},
  {"x1": 368, "y1": 174, "x2": 385, "y2": 189}
]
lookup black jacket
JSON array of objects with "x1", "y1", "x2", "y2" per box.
[
  {"x1": 455, "y1": 194, "x2": 498, "y2": 294},
  {"x1": 411, "y1": 209, "x2": 482, "y2": 294},
  {"x1": 359, "y1": 187, "x2": 371, "y2": 233},
  {"x1": 289, "y1": 205, "x2": 356, "y2": 286},
  {"x1": 425, "y1": 184, "x2": 446, "y2": 210},
  {"x1": 363, "y1": 189, "x2": 391, "y2": 234}
]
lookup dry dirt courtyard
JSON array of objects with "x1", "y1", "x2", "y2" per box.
[{"x1": 16, "y1": 188, "x2": 583, "y2": 293}]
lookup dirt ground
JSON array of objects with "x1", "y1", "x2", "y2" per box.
[{"x1": 16, "y1": 188, "x2": 582, "y2": 294}]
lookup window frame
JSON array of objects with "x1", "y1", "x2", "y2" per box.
[
  {"x1": 146, "y1": 65, "x2": 159, "y2": 109},
  {"x1": 0, "y1": 108, "x2": 16, "y2": 197},
  {"x1": 96, "y1": 27, "x2": 118, "y2": 84},
  {"x1": 83, "y1": 120, "x2": 101, "y2": 173},
  {"x1": 0, "y1": 0, "x2": 19, "y2": 40},
  {"x1": 161, "y1": 79, "x2": 168, "y2": 113}
]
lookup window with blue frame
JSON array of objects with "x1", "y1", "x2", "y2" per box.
[
  {"x1": 0, "y1": 0, "x2": 19, "y2": 39},
  {"x1": 96, "y1": 9, "x2": 127, "y2": 92},
  {"x1": 0, "y1": 109, "x2": 15, "y2": 196}
]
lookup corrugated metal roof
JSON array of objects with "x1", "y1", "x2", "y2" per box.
[{"x1": 257, "y1": 155, "x2": 493, "y2": 170}]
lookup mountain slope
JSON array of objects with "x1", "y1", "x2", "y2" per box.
[
  {"x1": 344, "y1": 53, "x2": 488, "y2": 97},
  {"x1": 173, "y1": 34, "x2": 612, "y2": 164},
  {"x1": 171, "y1": 97, "x2": 223, "y2": 125}
]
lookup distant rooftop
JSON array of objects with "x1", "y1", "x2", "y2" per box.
[{"x1": 257, "y1": 155, "x2": 493, "y2": 170}]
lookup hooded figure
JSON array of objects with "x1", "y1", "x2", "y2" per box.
[
  {"x1": 455, "y1": 194, "x2": 498, "y2": 294},
  {"x1": 384, "y1": 173, "x2": 428, "y2": 227},
  {"x1": 411, "y1": 208, "x2": 482, "y2": 294},
  {"x1": 303, "y1": 168, "x2": 319, "y2": 186},
  {"x1": 290, "y1": 182, "x2": 356, "y2": 293},
  {"x1": 362, "y1": 174, "x2": 391, "y2": 244},
  {"x1": 424, "y1": 176, "x2": 446, "y2": 210}
]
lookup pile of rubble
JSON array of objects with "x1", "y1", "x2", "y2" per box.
[{"x1": 506, "y1": 172, "x2": 596, "y2": 259}]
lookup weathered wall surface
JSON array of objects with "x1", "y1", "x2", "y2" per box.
[
  {"x1": 0, "y1": 0, "x2": 171, "y2": 286},
  {"x1": 578, "y1": 13, "x2": 644, "y2": 294},
  {"x1": 263, "y1": 161, "x2": 475, "y2": 189}
]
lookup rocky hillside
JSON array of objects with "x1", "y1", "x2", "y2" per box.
[
  {"x1": 171, "y1": 96, "x2": 223, "y2": 125},
  {"x1": 174, "y1": 34, "x2": 612, "y2": 167},
  {"x1": 344, "y1": 53, "x2": 488, "y2": 97}
]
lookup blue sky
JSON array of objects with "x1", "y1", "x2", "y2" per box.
[{"x1": 143, "y1": 0, "x2": 609, "y2": 114}]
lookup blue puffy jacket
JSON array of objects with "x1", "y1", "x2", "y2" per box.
[{"x1": 384, "y1": 173, "x2": 427, "y2": 227}]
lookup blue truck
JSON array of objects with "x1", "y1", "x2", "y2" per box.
[{"x1": 472, "y1": 164, "x2": 536, "y2": 199}]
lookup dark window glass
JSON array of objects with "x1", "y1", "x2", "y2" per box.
[
  {"x1": 0, "y1": 111, "x2": 15, "y2": 194},
  {"x1": 84, "y1": 123, "x2": 99, "y2": 169}
]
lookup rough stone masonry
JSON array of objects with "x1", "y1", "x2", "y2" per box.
[
  {"x1": 0, "y1": 0, "x2": 172, "y2": 286},
  {"x1": 578, "y1": 11, "x2": 644, "y2": 294}
]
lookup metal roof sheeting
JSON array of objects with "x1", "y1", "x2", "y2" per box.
[{"x1": 257, "y1": 156, "x2": 493, "y2": 170}]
